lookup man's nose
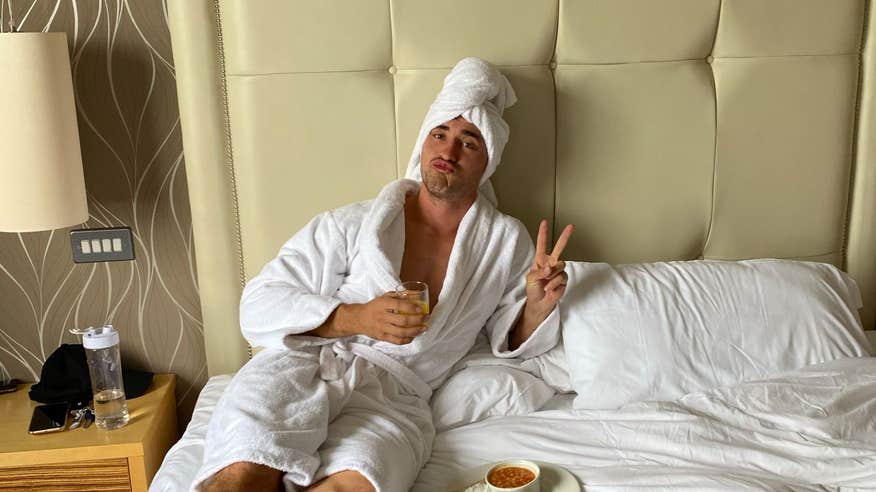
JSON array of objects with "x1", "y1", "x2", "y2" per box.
[{"x1": 439, "y1": 138, "x2": 461, "y2": 162}]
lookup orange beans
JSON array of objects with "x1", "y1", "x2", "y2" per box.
[{"x1": 487, "y1": 466, "x2": 536, "y2": 488}]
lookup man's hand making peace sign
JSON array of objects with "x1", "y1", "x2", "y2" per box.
[{"x1": 509, "y1": 219, "x2": 575, "y2": 351}]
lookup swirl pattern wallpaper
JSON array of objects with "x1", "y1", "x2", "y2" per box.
[{"x1": 0, "y1": 0, "x2": 206, "y2": 424}]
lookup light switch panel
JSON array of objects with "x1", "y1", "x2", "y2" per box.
[{"x1": 70, "y1": 227, "x2": 135, "y2": 263}]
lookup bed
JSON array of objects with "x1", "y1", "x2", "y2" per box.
[{"x1": 154, "y1": 0, "x2": 876, "y2": 490}]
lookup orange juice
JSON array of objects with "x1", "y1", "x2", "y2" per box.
[
  {"x1": 396, "y1": 281, "x2": 429, "y2": 315},
  {"x1": 412, "y1": 299, "x2": 430, "y2": 315},
  {"x1": 399, "y1": 296, "x2": 429, "y2": 315}
]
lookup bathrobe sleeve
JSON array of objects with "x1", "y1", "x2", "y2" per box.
[
  {"x1": 484, "y1": 222, "x2": 561, "y2": 359},
  {"x1": 239, "y1": 212, "x2": 348, "y2": 349}
]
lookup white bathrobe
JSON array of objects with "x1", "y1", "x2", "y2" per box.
[{"x1": 193, "y1": 179, "x2": 560, "y2": 491}]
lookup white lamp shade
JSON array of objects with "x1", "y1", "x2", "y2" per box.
[{"x1": 0, "y1": 32, "x2": 88, "y2": 232}]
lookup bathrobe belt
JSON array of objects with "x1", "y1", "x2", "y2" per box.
[{"x1": 318, "y1": 342, "x2": 433, "y2": 401}]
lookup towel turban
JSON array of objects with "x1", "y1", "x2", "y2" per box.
[{"x1": 405, "y1": 57, "x2": 517, "y2": 204}]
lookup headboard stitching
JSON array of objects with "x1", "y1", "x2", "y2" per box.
[{"x1": 212, "y1": 0, "x2": 251, "y2": 358}]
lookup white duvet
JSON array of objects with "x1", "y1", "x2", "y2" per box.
[
  {"x1": 416, "y1": 357, "x2": 876, "y2": 491},
  {"x1": 153, "y1": 356, "x2": 876, "y2": 491}
]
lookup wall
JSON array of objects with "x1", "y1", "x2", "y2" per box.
[{"x1": 0, "y1": 0, "x2": 205, "y2": 425}]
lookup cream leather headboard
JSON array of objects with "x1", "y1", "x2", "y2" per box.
[{"x1": 167, "y1": 0, "x2": 876, "y2": 376}]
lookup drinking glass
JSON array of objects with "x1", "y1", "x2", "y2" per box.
[{"x1": 396, "y1": 281, "x2": 430, "y2": 315}]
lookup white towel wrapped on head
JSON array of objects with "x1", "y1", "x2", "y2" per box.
[{"x1": 405, "y1": 57, "x2": 517, "y2": 204}]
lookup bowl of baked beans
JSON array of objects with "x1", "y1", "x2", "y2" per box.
[{"x1": 484, "y1": 460, "x2": 540, "y2": 491}]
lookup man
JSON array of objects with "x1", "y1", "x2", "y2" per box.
[{"x1": 195, "y1": 57, "x2": 574, "y2": 492}]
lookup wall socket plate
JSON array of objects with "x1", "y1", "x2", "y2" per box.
[{"x1": 70, "y1": 227, "x2": 135, "y2": 263}]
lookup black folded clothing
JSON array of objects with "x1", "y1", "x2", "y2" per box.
[{"x1": 28, "y1": 344, "x2": 154, "y2": 406}]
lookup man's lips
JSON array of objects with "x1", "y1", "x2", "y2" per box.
[{"x1": 431, "y1": 159, "x2": 454, "y2": 173}]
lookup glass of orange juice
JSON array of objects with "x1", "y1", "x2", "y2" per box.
[{"x1": 396, "y1": 281, "x2": 429, "y2": 315}]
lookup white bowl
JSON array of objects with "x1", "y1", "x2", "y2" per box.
[{"x1": 484, "y1": 460, "x2": 540, "y2": 492}]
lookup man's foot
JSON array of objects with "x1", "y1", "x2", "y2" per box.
[
  {"x1": 202, "y1": 462, "x2": 284, "y2": 492},
  {"x1": 306, "y1": 470, "x2": 376, "y2": 492}
]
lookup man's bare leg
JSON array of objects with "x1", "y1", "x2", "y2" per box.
[
  {"x1": 201, "y1": 462, "x2": 283, "y2": 492},
  {"x1": 202, "y1": 465, "x2": 374, "y2": 492},
  {"x1": 306, "y1": 470, "x2": 376, "y2": 492}
]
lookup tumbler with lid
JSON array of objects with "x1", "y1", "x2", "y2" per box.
[{"x1": 81, "y1": 325, "x2": 129, "y2": 430}]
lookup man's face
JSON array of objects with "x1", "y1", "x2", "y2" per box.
[{"x1": 420, "y1": 116, "x2": 488, "y2": 202}]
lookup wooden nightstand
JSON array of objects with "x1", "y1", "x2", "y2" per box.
[{"x1": 0, "y1": 374, "x2": 178, "y2": 491}]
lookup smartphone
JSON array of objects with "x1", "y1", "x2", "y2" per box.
[
  {"x1": 0, "y1": 379, "x2": 20, "y2": 394},
  {"x1": 28, "y1": 403, "x2": 70, "y2": 435}
]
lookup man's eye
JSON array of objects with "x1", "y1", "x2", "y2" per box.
[
  {"x1": 463, "y1": 141, "x2": 478, "y2": 149},
  {"x1": 431, "y1": 133, "x2": 444, "y2": 139}
]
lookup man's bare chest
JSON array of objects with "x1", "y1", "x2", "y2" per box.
[{"x1": 399, "y1": 232, "x2": 454, "y2": 308}]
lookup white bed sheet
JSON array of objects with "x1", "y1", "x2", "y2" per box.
[
  {"x1": 415, "y1": 356, "x2": 876, "y2": 491},
  {"x1": 151, "y1": 373, "x2": 232, "y2": 492},
  {"x1": 151, "y1": 349, "x2": 876, "y2": 492}
]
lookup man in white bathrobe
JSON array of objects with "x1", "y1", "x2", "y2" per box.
[{"x1": 196, "y1": 57, "x2": 574, "y2": 492}]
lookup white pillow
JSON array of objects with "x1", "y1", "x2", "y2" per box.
[
  {"x1": 562, "y1": 259, "x2": 872, "y2": 410},
  {"x1": 430, "y1": 365, "x2": 555, "y2": 432},
  {"x1": 521, "y1": 340, "x2": 575, "y2": 394}
]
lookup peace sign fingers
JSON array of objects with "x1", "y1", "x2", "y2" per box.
[
  {"x1": 518, "y1": 220, "x2": 577, "y2": 348},
  {"x1": 532, "y1": 220, "x2": 575, "y2": 269}
]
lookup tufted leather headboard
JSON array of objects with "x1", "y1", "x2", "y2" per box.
[{"x1": 167, "y1": 0, "x2": 876, "y2": 376}]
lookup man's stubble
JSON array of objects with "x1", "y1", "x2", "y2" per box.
[{"x1": 421, "y1": 165, "x2": 478, "y2": 204}]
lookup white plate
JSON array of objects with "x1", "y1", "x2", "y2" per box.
[{"x1": 450, "y1": 461, "x2": 580, "y2": 492}]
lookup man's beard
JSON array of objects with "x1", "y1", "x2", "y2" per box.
[{"x1": 422, "y1": 167, "x2": 472, "y2": 201}]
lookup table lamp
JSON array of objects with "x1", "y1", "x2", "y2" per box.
[{"x1": 0, "y1": 31, "x2": 88, "y2": 232}]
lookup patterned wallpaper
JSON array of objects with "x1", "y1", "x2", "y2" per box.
[{"x1": 0, "y1": 0, "x2": 205, "y2": 425}]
